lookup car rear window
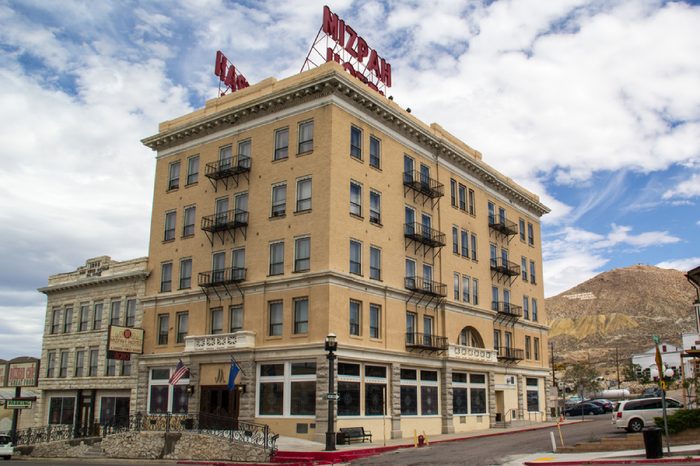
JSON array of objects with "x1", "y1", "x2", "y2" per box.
[{"x1": 0, "y1": 435, "x2": 10, "y2": 444}]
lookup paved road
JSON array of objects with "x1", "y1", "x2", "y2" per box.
[{"x1": 350, "y1": 416, "x2": 621, "y2": 466}]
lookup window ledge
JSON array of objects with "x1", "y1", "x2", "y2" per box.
[
  {"x1": 181, "y1": 234, "x2": 195, "y2": 239},
  {"x1": 272, "y1": 157, "x2": 289, "y2": 163},
  {"x1": 293, "y1": 269, "x2": 310, "y2": 274},
  {"x1": 296, "y1": 149, "x2": 313, "y2": 156},
  {"x1": 162, "y1": 239, "x2": 175, "y2": 244},
  {"x1": 290, "y1": 333, "x2": 308, "y2": 338},
  {"x1": 166, "y1": 187, "x2": 179, "y2": 193},
  {"x1": 185, "y1": 182, "x2": 198, "y2": 188},
  {"x1": 349, "y1": 213, "x2": 364, "y2": 221},
  {"x1": 269, "y1": 214, "x2": 287, "y2": 220},
  {"x1": 294, "y1": 209, "x2": 312, "y2": 215}
]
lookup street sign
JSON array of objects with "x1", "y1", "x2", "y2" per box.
[
  {"x1": 653, "y1": 335, "x2": 660, "y2": 344},
  {"x1": 326, "y1": 393, "x2": 339, "y2": 400},
  {"x1": 6, "y1": 399, "x2": 32, "y2": 409}
]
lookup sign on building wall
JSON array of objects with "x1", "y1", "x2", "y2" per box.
[
  {"x1": 0, "y1": 362, "x2": 7, "y2": 387},
  {"x1": 108, "y1": 325, "x2": 144, "y2": 355},
  {"x1": 7, "y1": 360, "x2": 39, "y2": 387}
]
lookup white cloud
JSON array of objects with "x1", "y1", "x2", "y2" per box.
[
  {"x1": 663, "y1": 173, "x2": 700, "y2": 199},
  {"x1": 656, "y1": 257, "x2": 700, "y2": 272}
]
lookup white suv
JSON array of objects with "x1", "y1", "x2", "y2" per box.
[
  {"x1": 0, "y1": 434, "x2": 13, "y2": 460},
  {"x1": 612, "y1": 397, "x2": 683, "y2": 432}
]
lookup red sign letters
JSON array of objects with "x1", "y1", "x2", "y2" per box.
[{"x1": 215, "y1": 50, "x2": 250, "y2": 95}]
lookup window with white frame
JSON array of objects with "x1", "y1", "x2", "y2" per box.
[
  {"x1": 229, "y1": 305, "x2": 243, "y2": 332},
  {"x1": 350, "y1": 126, "x2": 362, "y2": 159},
  {"x1": 369, "y1": 190, "x2": 381, "y2": 225},
  {"x1": 274, "y1": 128, "x2": 289, "y2": 160},
  {"x1": 369, "y1": 304, "x2": 381, "y2": 339},
  {"x1": 186, "y1": 155, "x2": 199, "y2": 185},
  {"x1": 298, "y1": 120, "x2": 314, "y2": 153},
  {"x1": 453, "y1": 272, "x2": 460, "y2": 300},
  {"x1": 293, "y1": 298, "x2": 308, "y2": 334},
  {"x1": 296, "y1": 177, "x2": 312, "y2": 212},
  {"x1": 369, "y1": 246, "x2": 381, "y2": 280},
  {"x1": 369, "y1": 135, "x2": 380, "y2": 168},
  {"x1": 462, "y1": 275, "x2": 470, "y2": 303},
  {"x1": 164, "y1": 211, "x2": 176, "y2": 241},
  {"x1": 349, "y1": 240, "x2": 361, "y2": 275},
  {"x1": 349, "y1": 300, "x2": 361, "y2": 336},
  {"x1": 526, "y1": 378, "x2": 539, "y2": 412},
  {"x1": 271, "y1": 183, "x2": 287, "y2": 217},
  {"x1": 148, "y1": 368, "x2": 189, "y2": 414},
  {"x1": 337, "y1": 363, "x2": 388, "y2": 417},
  {"x1": 452, "y1": 372, "x2": 487, "y2": 414},
  {"x1": 268, "y1": 301, "x2": 283, "y2": 336},
  {"x1": 125, "y1": 298, "x2": 136, "y2": 327},
  {"x1": 168, "y1": 161, "x2": 180, "y2": 190},
  {"x1": 46, "y1": 351, "x2": 56, "y2": 378},
  {"x1": 79, "y1": 304, "x2": 89, "y2": 332},
  {"x1": 257, "y1": 361, "x2": 317, "y2": 416},
  {"x1": 350, "y1": 181, "x2": 362, "y2": 217},
  {"x1": 473, "y1": 278, "x2": 479, "y2": 305},
  {"x1": 210, "y1": 307, "x2": 223, "y2": 334},
  {"x1": 294, "y1": 237, "x2": 310, "y2": 272},
  {"x1": 269, "y1": 241, "x2": 284, "y2": 275},
  {"x1": 400, "y1": 368, "x2": 439, "y2": 416}
]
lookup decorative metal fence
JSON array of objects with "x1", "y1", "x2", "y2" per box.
[{"x1": 14, "y1": 412, "x2": 277, "y2": 452}]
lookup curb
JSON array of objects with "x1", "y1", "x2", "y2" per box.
[{"x1": 524, "y1": 458, "x2": 700, "y2": 465}]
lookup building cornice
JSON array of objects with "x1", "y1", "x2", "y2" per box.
[
  {"x1": 38, "y1": 270, "x2": 150, "y2": 294},
  {"x1": 142, "y1": 63, "x2": 550, "y2": 217}
]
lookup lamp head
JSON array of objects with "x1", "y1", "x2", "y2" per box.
[{"x1": 325, "y1": 333, "x2": 337, "y2": 352}]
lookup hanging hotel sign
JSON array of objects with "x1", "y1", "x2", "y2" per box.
[
  {"x1": 7, "y1": 359, "x2": 39, "y2": 387},
  {"x1": 108, "y1": 325, "x2": 144, "y2": 355},
  {"x1": 215, "y1": 50, "x2": 250, "y2": 96},
  {"x1": 6, "y1": 399, "x2": 33, "y2": 409},
  {"x1": 302, "y1": 5, "x2": 392, "y2": 96}
]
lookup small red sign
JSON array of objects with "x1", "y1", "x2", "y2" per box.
[{"x1": 215, "y1": 51, "x2": 250, "y2": 96}]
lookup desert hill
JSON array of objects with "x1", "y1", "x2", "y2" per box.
[{"x1": 546, "y1": 265, "x2": 696, "y2": 364}]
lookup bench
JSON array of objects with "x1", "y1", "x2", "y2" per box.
[{"x1": 339, "y1": 427, "x2": 372, "y2": 444}]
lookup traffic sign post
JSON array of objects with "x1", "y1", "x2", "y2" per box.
[{"x1": 326, "y1": 393, "x2": 339, "y2": 400}]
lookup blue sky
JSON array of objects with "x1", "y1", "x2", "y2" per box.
[{"x1": 0, "y1": 0, "x2": 698, "y2": 358}]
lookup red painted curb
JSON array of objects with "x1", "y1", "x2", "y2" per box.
[{"x1": 523, "y1": 457, "x2": 700, "y2": 465}]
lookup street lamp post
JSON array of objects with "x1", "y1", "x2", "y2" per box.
[{"x1": 325, "y1": 333, "x2": 338, "y2": 451}]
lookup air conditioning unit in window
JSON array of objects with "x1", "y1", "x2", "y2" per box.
[{"x1": 506, "y1": 375, "x2": 516, "y2": 385}]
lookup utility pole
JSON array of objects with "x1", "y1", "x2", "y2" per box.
[
  {"x1": 615, "y1": 346, "x2": 621, "y2": 389},
  {"x1": 551, "y1": 342, "x2": 557, "y2": 417}
]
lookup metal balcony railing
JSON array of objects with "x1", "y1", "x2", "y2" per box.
[
  {"x1": 403, "y1": 170, "x2": 444, "y2": 199},
  {"x1": 491, "y1": 301, "x2": 524, "y2": 318},
  {"x1": 404, "y1": 276, "x2": 447, "y2": 297},
  {"x1": 201, "y1": 209, "x2": 249, "y2": 233},
  {"x1": 496, "y1": 346, "x2": 525, "y2": 361},
  {"x1": 198, "y1": 267, "x2": 246, "y2": 287},
  {"x1": 488, "y1": 215, "x2": 519, "y2": 237},
  {"x1": 490, "y1": 257, "x2": 521, "y2": 277},
  {"x1": 205, "y1": 155, "x2": 251, "y2": 180},
  {"x1": 406, "y1": 332, "x2": 448, "y2": 350},
  {"x1": 404, "y1": 223, "x2": 446, "y2": 248}
]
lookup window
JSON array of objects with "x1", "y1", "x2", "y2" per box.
[
  {"x1": 369, "y1": 190, "x2": 381, "y2": 225},
  {"x1": 350, "y1": 126, "x2": 362, "y2": 159},
  {"x1": 183, "y1": 206, "x2": 195, "y2": 237},
  {"x1": 122, "y1": 358, "x2": 131, "y2": 375},
  {"x1": 298, "y1": 120, "x2": 314, "y2": 153},
  {"x1": 215, "y1": 197, "x2": 228, "y2": 225},
  {"x1": 349, "y1": 181, "x2": 362, "y2": 217},
  {"x1": 369, "y1": 304, "x2": 381, "y2": 339},
  {"x1": 46, "y1": 351, "x2": 56, "y2": 378},
  {"x1": 488, "y1": 201, "x2": 495, "y2": 224},
  {"x1": 470, "y1": 233, "x2": 478, "y2": 260},
  {"x1": 269, "y1": 301, "x2": 283, "y2": 336},
  {"x1": 230, "y1": 305, "x2": 243, "y2": 332},
  {"x1": 168, "y1": 161, "x2": 180, "y2": 190},
  {"x1": 491, "y1": 286, "x2": 499, "y2": 311},
  {"x1": 453, "y1": 273, "x2": 460, "y2": 300},
  {"x1": 186, "y1": 155, "x2": 199, "y2": 185},
  {"x1": 349, "y1": 300, "x2": 361, "y2": 336},
  {"x1": 530, "y1": 260, "x2": 536, "y2": 284},
  {"x1": 235, "y1": 191, "x2": 248, "y2": 214},
  {"x1": 211, "y1": 308, "x2": 223, "y2": 334},
  {"x1": 63, "y1": 307, "x2": 73, "y2": 333},
  {"x1": 148, "y1": 367, "x2": 189, "y2": 414},
  {"x1": 400, "y1": 369, "x2": 439, "y2": 416},
  {"x1": 534, "y1": 337, "x2": 540, "y2": 360},
  {"x1": 106, "y1": 358, "x2": 116, "y2": 376},
  {"x1": 219, "y1": 145, "x2": 232, "y2": 168},
  {"x1": 274, "y1": 128, "x2": 289, "y2": 160},
  {"x1": 75, "y1": 350, "x2": 85, "y2": 377},
  {"x1": 369, "y1": 246, "x2": 381, "y2": 280},
  {"x1": 405, "y1": 258, "x2": 416, "y2": 286},
  {"x1": 336, "y1": 363, "x2": 388, "y2": 417},
  {"x1": 110, "y1": 301, "x2": 120, "y2": 326},
  {"x1": 405, "y1": 206, "x2": 415, "y2": 234},
  {"x1": 89, "y1": 348, "x2": 98, "y2": 376},
  {"x1": 238, "y1": 139, "x2": 251, "y2": 162},
  {"x1": 161, "y1": 262, "x2": 172, "y2": 292},
  {"x1": 49, "y1": 397, "x2": 75, "y2": 425},
  {"x1": 522, "y1": 257, "x2": 528, "y2": 281},
  {"x1": 461, "y1": 229, "x2": 468, "y2": 257},
  {"x1": 458, "y1": 184, "x2": 466, "y2": 210},
  {"x1": 528, "y1": 222, "x2": 534, "y2": 246},
  {"x1": 293, "y1": 298, "x2": 308, "y2": 334},
  {"x1": 296, "y1": 177, "x2": 312, "y2": 212},
  {"x1": 369, "y1": 136, "x2": 380, "y2": 168},
  {"x1": 453, "y1": 372, "x2": 487, "y2": 414},
  {"x1": 406, "y1": 312, "x2": 416, "y2": 344},
  {"x1": 157, "y1": 314, "x2": 169, "y2": 345},
  {"x1": 179, "y1": 258, "x2": 192, "y2": 289},
  {"x1": 164, "y1": 211, "x2": 176, "y2": 241},
  {"x1": 176, "y1": 312, "x2": 188, "y2": 344},
  {"x1": 125, "y1": 299, "x2": 136, "y2": 327},
  {"x1": 79, "y1": 304, "x2": 89, "y2": 332},
  {"x1": 532, "y1": 298, "x2": 538, "y2": 322},
  {"x1": 523, "y1": 296, "x2": 530, "y2": 320},
  {"x1": 269, "y1": 241, "x2": 284, "y2": 275},
  {"x1": 349, "y1": 240, "x2": 362, "y2": 275},
  {"x1": 294, "y1": 237, "x2": 311, "y2": 272},
  {"x1": 419, "y1": 164, "x2": 430, "y2": 190},
  {"x1": 473, "y1": 278, "x2": 479, "y2": 305},
  {"x1": 258, "y1": 361, "x2": 317, "y2": 417},
  {"x1": 450, "y1": 179, "x2": 457, "y2": 207},
  {"x1": 93, "y1": 303, "x2": 103, "y2": 330},
  {"x1": 452, "y1": 226, "x2": 459, "y2": 254},
  {"x1": 525, "y1": 336, "x2": 532, "y2": 359},
  {"x1": 526, "y1": 378, "x2": 539, "y2": 411},
  {"x1": 232, "y1": 248, "x2": 245, "y2": 279},
  {"x1": 468, "y1": 188, "x2": 475, "y2": 215},
  {"x1": 519, "y1": 219, "x2": 526, "y2": 241},
  {"x1": 212, "y1": 251, "x2": 225, "y2": 282},
  {"x1": 462, "y1": 275, "x2": 470, "y2": 303},
  {"x1": 271, "y1": 183, "x2": 287, "y2": 217},
  {"x1": 423, "y1": 316, "x2": 433, "y2": 344},
  {"x1": 403, "y1": 155, "x2": 415, "y2": 182},
  {"x1": 493, "y1": 329, "x2": 501, "y2": 350},
  {"x1": 338, "y1": 363, "x2": 361, "y2": 415},
  {"x1": 50, "y1": 309, "x2": 60, "y2": 334},
  {"x1": 490, "y1": 243, "x2": 498, "y2": 268}
]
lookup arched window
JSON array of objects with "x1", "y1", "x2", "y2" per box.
[{"x1": 457, "y1": 327, "x2": 484, "y2": 348}]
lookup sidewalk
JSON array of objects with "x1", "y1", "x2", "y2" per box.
[{"x1": 516, "y1": 442, "x2": 700, "y2": 465}]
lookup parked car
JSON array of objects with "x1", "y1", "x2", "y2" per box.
[
  {"x1": 641, "y1": 387, "x2": 663, "y2": 398},
  {"x1": 589, "y1": 398, "x2": 614, "y2": 413},
  {"x1": 564, "y1": 401, "x2": 604, "y2": 416},
  {"x1": 0, "y1": 434, "x2": 13, "y2": 460},
  {"x1": 612, "y1": 397, "x2": 683, "y2": 432}
]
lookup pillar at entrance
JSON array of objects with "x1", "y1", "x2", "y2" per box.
[
  {"x1": 488, "y1": 372, "x2": 497, "y2": 427},
  {"x1": 390, "y1": 363, "x2": 402, "y2": 439},
  {"x1": 440, "y1": 367, "x2": 454, "y2": 434}
]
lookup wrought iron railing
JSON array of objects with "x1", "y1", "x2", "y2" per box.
[
  {"x1": 406, "y1": 332, "x2": 448, "y2": 350},
  {"x1": 198, "y1": 267, "x2": 246, "y2": 287},
  {"x1": 404, "y1": 222, "x2": 446, "y2": 248},
  {"x1": 491, "y1": 301, "x2": 523, "y2": 318},
  {"x1": 404, "y1": 276, "x2": 447, "y2": 297},
  {"x1": 13, "y1": 412, "x2": 278, "y2": 452},
  {"x1": 496, "y1": 346, "x2": 525, "y2": 361},
  {"x1": 490, "y1": 257, "x2": 521, "y2": 277},
  {"x1": 205, "y1": 155, "x2": 251, "y2": 180},
  {"x1": 403, "y1": 170, "x2": 444, "y2": 198},
  {"x1": 488, "y1": 215, "x2": 519, "y2": 236},
  {"x1": 201, "y1": 209, "x2": 248, "y2": 232}
]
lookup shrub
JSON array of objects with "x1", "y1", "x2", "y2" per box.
[{"x1": 654, "y1": 409, "x2": 700, "y2": 434}]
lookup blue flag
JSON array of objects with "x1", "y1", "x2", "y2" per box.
[{"x1": 228, "y1": 360, "x2": 240, "y2": 391}]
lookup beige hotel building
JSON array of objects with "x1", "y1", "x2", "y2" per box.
[{"x1": 137, "y1": 61, "x2": 551, "y2": 442}]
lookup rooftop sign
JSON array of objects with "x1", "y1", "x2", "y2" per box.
[
  {"x1": 214, "y1": 50, "x2": 250, "y2": 96},
  {"x1": 7, "y1": 359, "x2": 39, "y2": 387},
  {"x1": 302, "y1": 5, "x2": 392, "y2": 95}
]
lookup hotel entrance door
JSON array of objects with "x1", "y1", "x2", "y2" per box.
[{"x1": 199, "y1": 386, "x2": 239, "y2": 429}]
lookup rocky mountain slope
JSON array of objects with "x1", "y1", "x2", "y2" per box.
[{"x1": 546, "y1": 265, "x2": 697, "y2": 364}]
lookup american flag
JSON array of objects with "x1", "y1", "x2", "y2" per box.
[{"x1": 169, "y1": 359, "x2": 189, "y2": 385}]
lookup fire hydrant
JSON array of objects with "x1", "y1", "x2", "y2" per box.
[{"x1": 417, "y1": 434, "x2": 426, "y2": 447}]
